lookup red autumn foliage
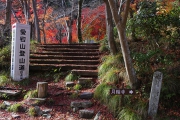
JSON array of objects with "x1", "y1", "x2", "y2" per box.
[
  {"x1": 81, "y1": 4, "x2": 106, "y2": 41},
  {"x1": 5, "y1": 0, "x2": 106, "y2": 43}
]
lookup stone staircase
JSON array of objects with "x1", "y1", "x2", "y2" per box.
[{"x1": 29, "y1": 43, "x2": 101, "y2": 78}]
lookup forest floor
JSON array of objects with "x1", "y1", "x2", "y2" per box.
[{"x1": 0, "y1": 72, "x2": 116, "y2": 120}]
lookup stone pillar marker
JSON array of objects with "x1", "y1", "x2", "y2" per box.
[
  {"x1": 11, "y1": 23, "x2": 30, "y2": 81},
  {"x1": 148, "y1": 71, "x2": 163, "y2": 119}
]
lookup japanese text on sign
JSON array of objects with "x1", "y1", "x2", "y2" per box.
[{"x1": 10, "y1": 23, "x2": 30, "y2": 81}]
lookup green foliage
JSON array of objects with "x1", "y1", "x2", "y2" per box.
[
  {"x1": 108, "y1": 95, "x2": 120, "y2": 116},
  {"x1": 14, "y1": 78, "x2": 30, "y2": 86},
  {"x1": 28, "y1": 107, "x2": 36, "y2": 116},
  {"x1": 96, "y1": 1, "x2": 180, "y2": 119},
  {"x1": 98, "y1": 54, "x2": 125, "y2": 85},
  {"x1": 101, "y1": 67, "x2": 120, "y2": 84},
  {"x1": 0, "y1": 103, "x2": 6, "y2": 109},
  {"x1": 0, "y1": 44, "x2": 11, "y2": 69},
  {"x1": 0, "y1": 93, "x2": 9, "y2": 99},
  {"x1": 118, "y1": 107, "x2": 142, "y2": 120},
  {"x1": 70, "y1": 92, "x2": 78, "y2": 99},
  {"x1": 65, "y1": 72, "x2": 78, "y2": 82},
  {"x1": 99, "y1": 54, "x2": 123, "y2": 77},
  {"x1": 0, "y1": 72, "x2": 10, "y2": 86},
  {"x1": 73, "y1": 84, "x2": 82, "y2": 90},
  {"x1": 132, "y1": 50, "x2": 159, "y2": 75},
  {"x1": 94, "y1": 83, "x2": 115, "y2": 104},
  {"x1": 24, "y1": 90, "x2": 38, "y2": 99},
  {"x1": 117, "y1": 97, "x2": 148, "y2": 120},
  {"x1": 53, "y1": 68, "x2": 63, "y2": 82},
  {"x1": 160, "y1": 69, "x2": 180, "y2": 108},
  {"x1": 30, "y1": 40, "x2": 38, "y2": 52},
  {"x1": 99, "y1": 36, "x2": 109, "y2": 52},
  {"x1": 7, "y1": 103, "x2": 22, "y2": 112},
  {"x1": 113, "y1": 27, "x2": 119, "y2": 39},
  {"x1": 127, "y1": 1, "x2": 180, "y2": 49}
]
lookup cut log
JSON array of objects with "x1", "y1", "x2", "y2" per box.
[{"x1": 37, "y1": 82, "x2": 48, "y2": 98}]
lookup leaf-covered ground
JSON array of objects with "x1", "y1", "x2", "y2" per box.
[{"x1": 0, "y1": 73, "x2": 116, "y2": 120}]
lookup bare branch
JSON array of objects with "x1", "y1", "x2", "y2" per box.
[
  {"x1": 121, "y1": 0, "x2": 130, "y2": 28},
  {"x1": 118, "y1": 0, "x2": 126, "y2": 16},
  {"x1": 11, "y1": 7, "x2": 20, "y2": 23}
]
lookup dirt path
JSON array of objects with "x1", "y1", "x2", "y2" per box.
[{"x1": 0, "y1": 75, "x2": 116, "y2": 120}]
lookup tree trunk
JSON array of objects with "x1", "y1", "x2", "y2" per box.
[
  {"x1": 108, "y1": 0, "x2": 138, "y2": 89},
  {"x1": 30, "y1": 21, "x2": 35, "y2": 40},
  {"x1": 4, "y1": 0, "x2": 12, "y2": 44},
  {"x1": 77, "y1": 0, "x2": 83, "y2": 43},
  {"x1": 37, "y1": 82, "x2": 48, "y2": 98},
  {"x1": 66, "y1": 19, "x2": 73, "y2": 44},
  {"x1": 5, "y1": 0, "x2": 11, "y2": 27},
  {"x1": 42, "y1": 2, "x2": 48, "y2": 44},
  {"x1": 104, "y1": 0, "x2": 118, "y2": 55},
  {"x1": 23, "y1": 0, "x2": 30, "y2": 24},
  {"x1": 32, "y1": 0, "x2": 41, "y2": 43}
]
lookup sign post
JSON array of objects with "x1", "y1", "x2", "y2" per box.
[
  {"x1": 148, "y1": 71, "x2": 163, "y2": 119},
  {"x1": 11, "y1": 23, "x2": 30, "y2": 81},
  {"x1": 110, "y1": 83, "x2": 136, "y2": 107},
  {"x1": 110, "y1": 88, "x2": 136, "y2": 95}
]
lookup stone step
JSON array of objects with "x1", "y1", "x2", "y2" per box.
[
  {"x1": 39, "y1": 48, "x2": 99, "y2": 52},
  {"x1": 38, "y1": 44, "x2": 99, "y2": 49},
  {"x1": 71, "y1": 100, "x2": 93, "y2": 109},
  {"x1": 78, "y1": 77, "x2": 94, "y2": 81},
  {"x1": 30, "y1": 59, "x2": 99, "y2": 65},
  {"x1": 29, "y1": 64, "x2": 98, "y2": 71},
  {"x1": 30, "y1": 52, "x2": 100, "y2": 56},
  {"x1": 79, "y1": 92, "x2": 94, "y2": 100},
  {"x1": 77, "y1": 77, "x2": 95, "y2": 88},
  {"x1": 30, "y1": 43, "x2": 100, "y2": 78},
  {"x1": 30, "y1": 55, "x2": 100, "y2": 60},
  {"x1": 79, "y1": 109, "x2": 94, "y2": 119},
  {"x1": 38, "y1": 43, "x2": 99, "y2": 45},
  {"x1": 72, "y1": 69, "x2": 98, "y2": 77}
]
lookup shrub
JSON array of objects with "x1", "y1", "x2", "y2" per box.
[
  {"x1": 118, "y1": 107, "x2": 142, "y2": 120},
  {"x1": 53, "y1": 72, "x2": 63, "y2": 83},
  {"x1": 24, "y1": 90, "x2": 38, "y2": 99},
  {"x1": 0, "y1": 44, "x2": 11, "y2": 69},
  {"x1": 28, "y1": 107, "x2": 36, "y2": 116},
  {"x1": 7, "y1": 103, "x2": 22, "y2": 112},
  {"x1": 0, "y1": 103, "x2": 6, "y2": 109},
  {"x1": 94, "y1": 83, "x2": 115, "y2": 104},
  {"x1": 65, "y1": 72, "x2": 78, "y2": 82},
  {"x1": 108, "y1": 95, "x2": 120, "y2": 116},
  {"x1": 0, "y1": 74, "x2": 9, "y2": 86},
  {"x1": 99, "y1": 37, "x2": 109, "y2": 52},
  {"x1": 30, "y1": 40, "x2": 38, "y2": 52},
  {"x1": 101, "y1": 67, "x2": 120, "y2": 84},
  {"x1": 73, "y1": 84, "x2": 82, "y2": 90},
  {"x1": 98, "y1": 54, "x2": 123, "y2": 80}
]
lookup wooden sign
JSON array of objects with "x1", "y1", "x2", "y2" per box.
[
  {"x1": 11, "y1": 23, "x2": 30, "y2": 81},
  {"x1": 110, "y1": 89, "x2": 135, "y2": 95},
  {"x1": 148, "y1": 71, "x2": 163, "y2": 118}
]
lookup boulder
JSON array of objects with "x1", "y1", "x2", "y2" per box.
[
  {"x1": 79, "y1": 92, "x2": 93, "y2": 100},
  {"x1": 71, "y1": 101, "x2": 93, "y2": 109},
  {"x1": 66, "y1": 82, "x2": 75, "y2": 87},
  {"x1": 79, "y1": 109, "x2": 94, "y2": 119}
]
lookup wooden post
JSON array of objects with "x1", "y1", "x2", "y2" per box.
[
  {"x1": 120, "y1": 83, "x2": 125, "y2": 107},
  {"x1": 37, "y1": 82, "x2": 48, "y2": 98}
]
